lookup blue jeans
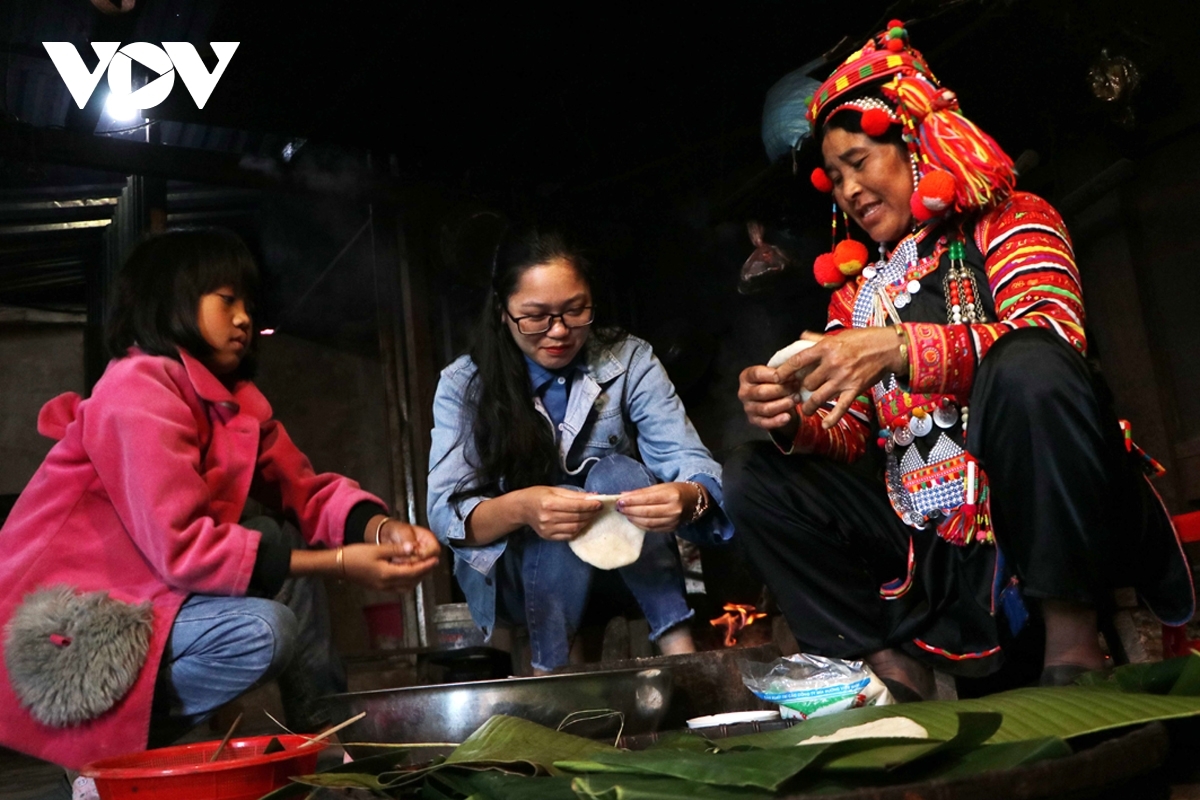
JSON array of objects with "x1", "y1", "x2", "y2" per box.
[
  {"x1": 148, "y1": 594, "x2": 296, "y2": 746},
  {"x1": 148, "y1": 518, "x2": 345, "y2": 745},
  {"x1": 495, "y1": 455, "x2": 695, "y2": 672}
]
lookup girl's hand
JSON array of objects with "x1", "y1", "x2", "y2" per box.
[
  {"x1": 616, "y1": 482, "x2": 703, "y2": 532},
  {"x1": 342, "y1": 543, "x2": 439, "y2": 592},
  {"x1": 374, "y1": 517, "x2": 442, "y2": 562},
  {"x1": 776, "y1": 327, "x2": 906, "y2": 428},
  {"x1": 519, "y1": 486, "x2": 603, "y2": 541}
]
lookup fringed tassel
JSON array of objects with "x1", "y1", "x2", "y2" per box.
[
  {"x1": 937, "y1": 457, "x2": 995, "y2": 547},
  {"x1": 885, "y1": 74, "x2": 1016, "y2": 212}
]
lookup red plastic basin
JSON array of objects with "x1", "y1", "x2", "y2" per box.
[{"x1": 80, "y1": 734, "x2": 324, "y2": 800}]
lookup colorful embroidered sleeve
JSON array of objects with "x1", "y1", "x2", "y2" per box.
[
  {"x1": 901, "y1": 192, "x2": 1085, "y2": 396},
  {"x1": 775, "y1": 281, "x2": 872, "y2": 462}
]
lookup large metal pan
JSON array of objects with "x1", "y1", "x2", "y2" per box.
[
  {"x1": 323, "y1": 667, "x2": 671, "y2": 755},
  {"x1": 552, "y1": 643, "x2": 781, "y2": 728}
]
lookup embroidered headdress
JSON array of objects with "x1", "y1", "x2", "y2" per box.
[{"x1": 806, "y1": 22, "x2": 1016, "y2": 287}]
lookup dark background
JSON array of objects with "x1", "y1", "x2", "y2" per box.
[{"x1": 3, "y1": 0, "x2": 1200, "y2": 628}]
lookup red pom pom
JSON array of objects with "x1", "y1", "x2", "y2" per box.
[
  {"x1": 886, "y1": 37, "x2": 905, "y2": 52},
  {"x1": 860, "y1": 108, "x2": 892, "y2": 138},
  {"x1": 917, "y1": 170, "x2": 956, "y2": 212},
  {"x1": 810, "y1": 167, "x2": 833, "y2": 193},
  {"x1": 887, "y1": 19, "x2": 905, "y2": 29},
  {"x1": 910, "y1": 191, "x2": 934, "y2": 223},
  {"x1": 813, "y1": 253, "x2": 844, "y2": 288},
  {"x1": 833, "y1": 239, "x2": 870, "y2": 276}
]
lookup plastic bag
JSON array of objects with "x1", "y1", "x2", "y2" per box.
[{"x1": 739, "y1": 653, "x2": 894, "y2": 720}]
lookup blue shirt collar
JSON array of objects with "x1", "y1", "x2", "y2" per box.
[{"x1": 524, "y1": 352, "x2": 581, "y2": 393}]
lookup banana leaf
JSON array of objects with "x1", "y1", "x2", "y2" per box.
[
  {"x1": 557, "y1": 745, "x2": 840, "y2": 790},
  {"x1": 257, "y1": 747, "x2": 421, "y2": 798},
  {"x1": 918, "y1": 735, "x2": 1073, "y2": 780},
  {"x1": 427, "y1": 769, "x2": 580, "y2": 799},
  {"x1": 557, "y1": 712, "x2": 999, "y2": 789},
  {"x1": 570, "y1": 774, "x2": 774, "y2": 799},
  {"x1": 789, "y1": 736, "x2": 1073, "y2": 795},
  {"x1": 819, "y1": 711, "x2": 1000, "y2": 771},
  {"x1": 419, "y1": 780, "x2": 460, "y2": 800},
  {"x1": 443, "y1": 715, "x2": 618, "y2": 777},
  {"x1": 1082, "y1": 655, "x2": 1200, "y2": 696},
  {"x1": 640, "y1": 731, "x2": 714, "y2": 752},
  {"x1": 266, "y1": 657, "x2": 1200, "y2": 799},
  {"x1": 717, "y1": 685, "x2": 1200, "y2": 749}
]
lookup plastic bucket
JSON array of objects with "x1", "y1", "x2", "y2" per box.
[
  {"x1": 80, "y1": 734, "x2": 323, "y2": 800},
  {"x1": 363, "y1": 601, "x2": 405, "y2": 650}
]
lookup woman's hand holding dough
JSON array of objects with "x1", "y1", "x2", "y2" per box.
[
  {"x1": 341, "y1": 543, "x2": 440, "y2": 592},
  {"x1": 738, "y1": 332, "x2": 825, "y2": 436},
  {"x1": 375, "y1": 518, "x2": 442, "y2": 562},
  {"x1": 776, "y1": 328, "x2": 906, "y2": 428},
  {"x1": 519, "y1": 486, "x2": 603, "y2": 541},
  {"x1": 616, "y1": 482, "x2": 699, "y2": 532}
]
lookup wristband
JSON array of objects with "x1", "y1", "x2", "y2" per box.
[
  {"x1": 684, "y1": 480, "x2": 709, "y2": 523},
  {"x1": 894, "y1": 325, "x2": 909, "y2": 366}
]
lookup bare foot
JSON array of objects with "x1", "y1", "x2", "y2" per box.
[
  {"x1": 656, "y1": 625, "x2": 696, "y2": 656},
  {"x1": 1042, "y1": 599, "x2": 1106, "y2": 672},
  {"x1": 865, "y1": 648, "x2": 935, "y2": 701}
]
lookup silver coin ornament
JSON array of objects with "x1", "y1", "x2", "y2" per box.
[
  {"x1": 907, "y1": 280, "x2": 922, "y2": 294},
  {"x1": 908, "y1": 413, "x2": 933, "y2": 438},
  {"x1": 893, "y1": 425, "x2": 915, "y2": 447},
  {"x1": 894, "y1": 293, "x2": 910, "y2": 309},
  {"x1": 933, "y1": 405, "x2": 959, "y2": 429},
  {"x1": 863, "y1": 267, "x2": 878, "y2": 280}
]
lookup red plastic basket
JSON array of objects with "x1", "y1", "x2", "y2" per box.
[{"x1": 80, "y1": 734, "x2": 324, "y2": 800}]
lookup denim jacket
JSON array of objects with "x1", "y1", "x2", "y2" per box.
[{"x1": 427, "y1": 335, "x2": 732, "y2": 638}]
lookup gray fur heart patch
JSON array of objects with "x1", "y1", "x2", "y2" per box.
[{"x1": 5, "y1": 586, "x2": 153, "y2": 727}]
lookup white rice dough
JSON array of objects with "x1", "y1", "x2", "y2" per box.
[
  {"x1": 569, "y1": 494, "x2": 646, "y2": 570},
  {"x1": 767, "y1": 339, "x2": 816, "y2": 403},
  {"x1": 796, "y1": 716, "x2": 929, "y2": 746}
]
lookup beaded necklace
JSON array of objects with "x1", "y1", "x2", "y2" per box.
[
  {"x1": 850, "y1": 227, "x2": 931, "y2": 330},
  {"x1": 942, "y1": 239, "x2": 986, "y2": 323}
]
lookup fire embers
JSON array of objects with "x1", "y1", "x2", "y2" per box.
[{"x1": 710, "y1": 603, "x2": 768, "y2": 647}]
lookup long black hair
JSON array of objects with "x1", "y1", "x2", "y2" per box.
[
  {"x1": 105, "y1": 227, "x2": 260, "y2": 380},
  {"x1": 448, "y1": 228, "x2": 624, "y2": 506}
]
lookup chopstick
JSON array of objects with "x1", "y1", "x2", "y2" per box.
[
  {"x1": 208, "y1": 712, "x2": 243, "y2": 762},
  {"x1": 296, "y1": 711, "x2": 366, "y2": 749}
]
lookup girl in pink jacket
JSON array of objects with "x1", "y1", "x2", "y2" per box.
[{"x1": 0, "y1": 228, "x2": 440, "y2": 771}]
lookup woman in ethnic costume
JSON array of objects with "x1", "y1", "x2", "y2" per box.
[{"x1": 726, "y1": 23, "x2": 1193, "y2": 698}]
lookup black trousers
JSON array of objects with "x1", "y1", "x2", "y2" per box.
[{"x1": 725, "y1": 328, "x2": 1191, "y2": 675}]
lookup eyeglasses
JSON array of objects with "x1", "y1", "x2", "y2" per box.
[{"x1": 505, "y1": 306, "x2": 594, "y2": 335}]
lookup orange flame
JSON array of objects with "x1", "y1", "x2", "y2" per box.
[{"x1": 709, "y1": 603, "x2": 768, "y2": 647}]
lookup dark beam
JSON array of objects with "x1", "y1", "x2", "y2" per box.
[{"x1": 0, "y1": 119, "x2": 404, "y2": 202}]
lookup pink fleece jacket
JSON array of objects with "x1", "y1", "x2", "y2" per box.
[{"x1": 0, "y1": 349, "x2": 383, "y2": 769}]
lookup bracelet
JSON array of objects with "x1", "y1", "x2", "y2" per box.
[
  {"x1": 373, "y1": 516, "x2": 389, "y2": 546},
  {"x1": 894, "y1": 325, "x2": 909, "y2": 367},
  {"x1": 684, "y1": 480, "x2": 709, "y2": 524},
  {"x1": 336, "y1": 546, "x2": 346, "y2": 580}
]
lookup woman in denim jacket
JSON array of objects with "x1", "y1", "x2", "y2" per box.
[{"x1": 427, "y1": 229, "x2": 733, "y2": 673}]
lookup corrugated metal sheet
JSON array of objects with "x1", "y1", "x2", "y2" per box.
[{"x1": 0, "y1": 0, "x2": 289, "y2": 310}]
